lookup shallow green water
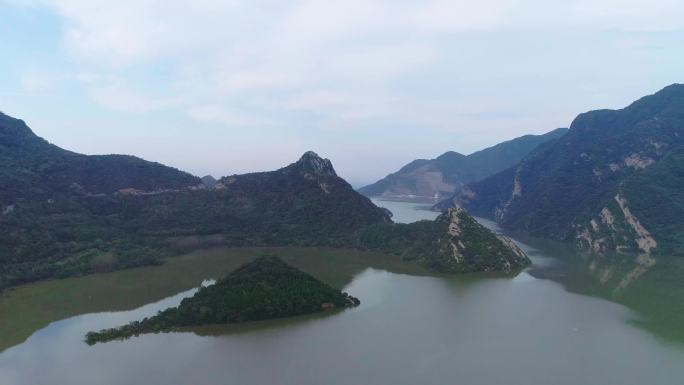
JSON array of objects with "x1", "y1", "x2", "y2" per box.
[{"x1": 0, "y1": 202, "x2": 683, "y2": 385}]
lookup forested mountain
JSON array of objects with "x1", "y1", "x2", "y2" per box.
[
  {"x1": 0, "y1": 112, "x2": 201, "y2": 203},
  {"x1": 441, "y1": 84, "x2": 684, "y2": 256},
  {"x1": 85, "y1": 256, "x2": 360, "y2": 344},
  {"x1": 0, "y1": 112, "x2": 204, "y2": 288},
  {"x1": 358, "y1": 128, "x2": 567, "y2": 200},
  {"x1": 357, "y1": 206, "x2": 530, "y2": 273},
  {"x1": 0, "y1": 112, "x2": 528, "y2": 290},
  {"x1": 0, "y1": 117, "x2": 390, "y2": 289}
]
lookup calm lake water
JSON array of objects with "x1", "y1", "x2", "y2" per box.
[
  {"x1": 1, "y1": 201, "x2": 683, "y2": 385},
  {"x1": 371, "y1": 198, "x2": 439, "y2": 223}
]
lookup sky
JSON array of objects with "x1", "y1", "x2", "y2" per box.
[{"x1": 1, "y1": 1, "x2": 683, "y2": 184}]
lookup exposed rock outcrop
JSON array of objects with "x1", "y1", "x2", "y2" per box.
[
  {"x1": 437, "y1": 84, "x2": 684, "y2": 256},
  {"x1": 438, "y1": 207, "x2": 530, "y2": 273}
]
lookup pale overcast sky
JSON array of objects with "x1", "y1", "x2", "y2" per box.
[{"x1": 1, "y1": 0, "x2": 683, "y2": 184}]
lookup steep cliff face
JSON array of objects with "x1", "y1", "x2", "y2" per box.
[
  {"x1": 359, "y1": 128, "x2": 567, "y2": 200},
  {"x1": 575, "y1": 194, "x2": 658, "y2": 255},
  {"x1": 443, "y1": 84, "x2": 684, "y2": 256}
]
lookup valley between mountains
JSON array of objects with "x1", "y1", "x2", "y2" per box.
[
  {"x1": 2, "y1": 85, "x2": 684, "y2": 385},
  {"x1": 4, "y1": 84, "x2": 684, "y2": 293}
]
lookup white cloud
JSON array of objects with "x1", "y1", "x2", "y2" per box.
[
  {"x1": 31, "y1": 0, "x2": 684, "y2": 112},
  {"x1": 11, "y1": 0, "x2": 684, "y2": 179},
  {"x1": 37, "y1": 0, "x2": 245, "y2": 65}
]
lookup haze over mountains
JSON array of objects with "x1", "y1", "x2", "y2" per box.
[
  {"x1": 359, "y1": 128, "x2": 567, "y2": 200},
  {"x1": 438, "y1": 84, "x2": 684, "y2": 257}
]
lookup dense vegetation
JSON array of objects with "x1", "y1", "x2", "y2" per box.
[
  {"x1": 355, "y1": 208, "x2": 530, "y2": 273},
  {"x1": 85, "y1": 255, "x2": 360, "y2": 344},
  {"x1": 621, "y1": 146, "x2": 684, "y2": 255},
  {"x1": 0, "y1": 112, "x2": 528, "y2": 291},
  {"x1": 0, "y1": 112, "x2": 200, "y2": 203},
  {"x1": 0, "y1": 116, "x2": 393, "y2": 290},
  {"x1": 359, "y1": 128, "x2": 566, "y2": 199},
  {"x1": 0, "y1": 112, "x2": 202, "y2": 289},
  {"x1": 443, "y1": 84, "x2": 684, "y2": 256}
]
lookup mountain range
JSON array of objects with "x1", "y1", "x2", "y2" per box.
[
  {"x1": 0, "y1": 113, "x2": 528, "y2": 289},
  {"x1": 358, "y1": 128, "x2": 567, "y2": 200},
  {"x1": 438, "y1": 84, "x2": 684, "y2": 257}
]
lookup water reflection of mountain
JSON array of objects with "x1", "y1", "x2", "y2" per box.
[{"x1": 525, "y1": 238, "x2": 684, "y2": 344}]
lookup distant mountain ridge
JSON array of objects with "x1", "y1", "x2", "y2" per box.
[
  {"x1": 358, "y1": 128, "x2": 567, "y2": 200},
  {"x1": 441, "y1": 84, "x2": 684, "y2": 257}
]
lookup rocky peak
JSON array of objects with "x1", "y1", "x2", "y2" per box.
[
  {"x1": 446, "y1": 206, "x2": 467, "y2": 237},
  {"x1": 289, "y1": 151, "x2": 337, "y2": 178}
]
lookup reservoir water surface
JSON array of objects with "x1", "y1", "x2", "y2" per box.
[{"x1": 1, "y1": 200, "x2": 682, "y2": 385}]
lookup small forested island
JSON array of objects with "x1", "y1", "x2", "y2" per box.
[{"x1": 85, "y1": 256, "x2": 360, "y2": 344}]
